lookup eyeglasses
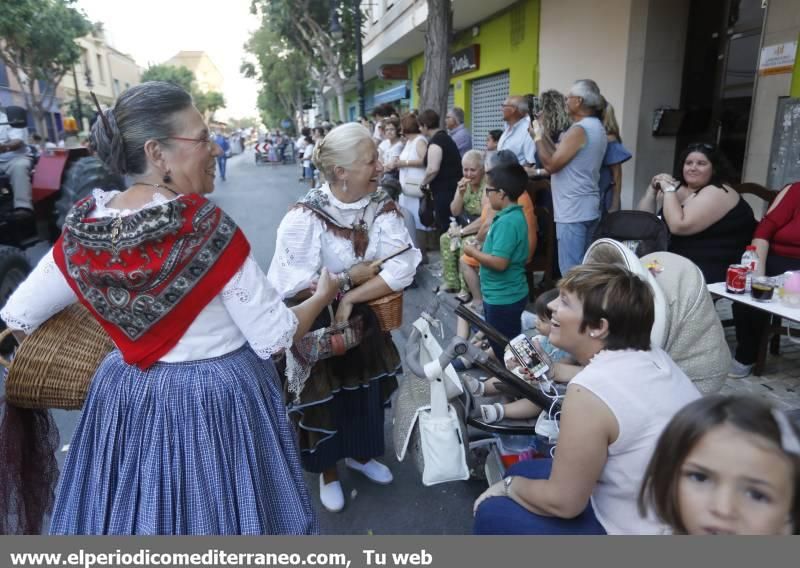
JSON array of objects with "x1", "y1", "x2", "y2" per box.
[
  {"x1": 165, "y1": 133, "x2": 214, "y2": 149},
  {"x1": 501, "y1": 104, "x2": 515, "y2": 109},
  {"x1": 485, "y1": 186, "x2": 501, "y2": 193}
]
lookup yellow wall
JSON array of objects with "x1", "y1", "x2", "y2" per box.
[{"x1": 409, "y1": 0, "x2": 540, "y2": 125}]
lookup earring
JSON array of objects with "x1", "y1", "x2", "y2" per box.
[
  {"x1": 163, "y1": 170, "x2": 172, "y2": 184},
  {"x1": 589, "y1": 332, "x2": 596, "y2": 338},
  {"x1": 342, "y1": 180, "x2": 348, "y2": 193}
]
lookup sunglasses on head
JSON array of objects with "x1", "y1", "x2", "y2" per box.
[{"x1": 687, "y1": 142, "x2": 714, "y2": 152}]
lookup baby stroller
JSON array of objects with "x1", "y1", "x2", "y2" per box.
[{"x1": 393, "y1": 238, "x2": 731, "y2": 487}]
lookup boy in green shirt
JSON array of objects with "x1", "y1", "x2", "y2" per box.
[{"x1": 463, "y1": 162, "x2": 530, "y2": 359}]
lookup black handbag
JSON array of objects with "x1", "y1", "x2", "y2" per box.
[{"x1": 418, "y1": 185, "x2": 436, "y2": 228}]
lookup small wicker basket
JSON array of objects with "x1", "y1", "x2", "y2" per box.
[
  {"x1": 0, "y1": 304, "x2": 113, "y2": 410},
  {"x1": 367, "y1": 291, "x2": 404, "y2": 332}
]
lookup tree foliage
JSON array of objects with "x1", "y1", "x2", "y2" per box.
[
  {"x1": 141, "y1": 65, "x2": 225, "y2": 120},
  {"x1": 243, "y1": 25, "x2": 309, "y2": 130},
  {"x1": 250, "y1": 0, "x2": 360, "y2": 122},
  {"x1": 140, "y1": 64, "x2": 196, "y2": 93},
  {"x1": 195, "y1": 90, "x2": 226, "y2": 120},
  {"x1": 0, "y1": 0, "x2": 92, "y2": 137}
]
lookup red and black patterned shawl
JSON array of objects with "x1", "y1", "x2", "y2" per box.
[{"x1": 52, "y1": 193, "x2": 250, "y2": 369}]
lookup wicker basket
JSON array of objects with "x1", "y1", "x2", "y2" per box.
[
  {"x1": 367, "y1": 291, "x2": 404, "y2": 332},
  {"x1": 0, "y1": 304, "x2": 113, "y2": 410}
]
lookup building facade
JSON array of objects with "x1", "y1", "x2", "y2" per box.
[
  {"x1": 60, "y1": 27, "x2": 142, "y2": 132},
  {"x1": 164, "y1": 51, "x2": 224, "y2": 94},
  {"x1": 338, "y1": 0, "x2": 800, "y2": 211}
]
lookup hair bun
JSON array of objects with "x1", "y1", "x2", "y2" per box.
[{"x1": 90, "y1": 108, "x2": 127, "y2": 175}]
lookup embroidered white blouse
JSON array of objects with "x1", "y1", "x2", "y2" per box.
[
  {"x1": 267, "y1": 184, "x2": 422, "y2": 298},
  {"x1": 0, "y1": 189, "x2": 298, "y2": 363}
]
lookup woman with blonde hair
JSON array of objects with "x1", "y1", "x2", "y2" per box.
[
  {"x1": 439, "y1": 149, "x2": 486, "y2": 292},
  {"x1": 268, "y1": 123, "x2": 421, "y2": 514},
  {"x1": 599, "y1": 99, "x2": 632, "y2": 214}
]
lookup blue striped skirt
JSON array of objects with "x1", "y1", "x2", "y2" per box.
[{"x1": 49, "y1": 346, "x2": 318, "y2": 535}]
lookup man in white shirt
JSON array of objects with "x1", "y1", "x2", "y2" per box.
[
  {"x1": 497, "y1": 96, "x2": 536, "y2": 167},
  {"x1": 0, "y1": 107, "x2": 33, "y2": 214}
]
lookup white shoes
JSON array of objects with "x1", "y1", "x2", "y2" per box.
[
  {"x1": 319, "y1": 474, "x2": 345, "y2": 513},
  {"x1": 344, "y1": 458, "x2": 394, "y2": 485},
  {"x1": 728, "y1": 359, "x2": 754, "y2": 379},
  {"x1": 480, "y1": 402, "x2": 505, "y2": 424}
]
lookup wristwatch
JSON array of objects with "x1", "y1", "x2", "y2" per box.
[
  {"x1": 338, "y1": 270, "x2": 353, "y2": 292},
  {"x1": 662, "y1": 183, "x2": 679, "y2": 193},
  {"x1": 503, "y1": 476, "x2": 515, "y2": 497}
]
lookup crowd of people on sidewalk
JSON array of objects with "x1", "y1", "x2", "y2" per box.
[{"x1": 1, "y1": 78, "x2": 799, "y2": 537}]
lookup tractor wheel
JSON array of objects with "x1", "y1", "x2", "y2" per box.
[
  {"x1": 0, "y1": 245, "x2": 30, "y2": 353},
  {"x1": 55, "y1": 156, "x2": 126, "y2": 228}
]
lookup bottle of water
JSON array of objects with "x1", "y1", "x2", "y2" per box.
[
  {"x1": 741, "y1": 245, "x2": 759, "y2": 293},
  {"x1": 449, "y1": 217, "x2": 460, "y2": 252}
]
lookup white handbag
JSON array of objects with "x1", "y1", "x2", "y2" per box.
[
  {"x1": 401, "y1": 181, "x2": 424, "y2": 199},
  {"x1": 394, "y1": 317, "x2": 469, "y2": 486},
  {"x1": 418, "y1": 377, "x2": 470, "y2": 486}
]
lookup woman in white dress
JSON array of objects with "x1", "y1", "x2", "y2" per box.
[
  {"x1": 393, "y1": 113, "x2": 432, "y2": 252},
  {"x1": 268, "y1": 123, "x2": 421, "y2": 514}
]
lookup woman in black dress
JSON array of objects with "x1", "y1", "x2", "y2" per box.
[{"x1": 418, "y1": 109, "x2": 463, "y2": 234}]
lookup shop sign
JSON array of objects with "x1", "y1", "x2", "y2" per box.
[
  {"x1": 758, "y1": 41, "x2": 797, "y2": 76},
  {"x1": 450, "y1": 45, "x2": 480, "y2": 77},
  {"x1": 377, "y1": 64, "x2": 409, "y2": 80}
]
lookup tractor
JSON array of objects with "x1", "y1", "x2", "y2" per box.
[{"x1": 0, "y1": 105, "x2": 125, "y2": 350}]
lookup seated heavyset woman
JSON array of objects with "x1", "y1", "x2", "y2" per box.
[
  {"x1": 0, "y1": 82, "x2": 339, "y2": 535},
  {"x1": 439, "y1": 149, "x2": 486, "y2": 292},
  {"x1": 473, "y1": 263, "x2": 700, "y2": 534},
  {"x1": 730, "y1": 181, "x2": 800, "y2": 378},
  {"x1": 636, "y1": 143, "x2": 756, "y2": 284},
  {"x1": 267, "y1": 123, "x2": 421, "y2": 514}
]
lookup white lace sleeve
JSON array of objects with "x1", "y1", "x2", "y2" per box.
[
  {"x1": 222, "y1": 254, "x2": 298, "y2": 359},
  {"x1": 0, "y1": 248, "x2": 77, "y2": 334},
  {"x1": 374, "y1": 211, "x2": 422, "y2": 291},
  {"x1": 267, "y1": 208, "x2": 323, "y2": 298}
]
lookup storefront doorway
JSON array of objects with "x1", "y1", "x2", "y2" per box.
[
  {"x1": 470, "y1": 71, "x2": 510, "y2": 151},
  {"x1": 677, "y1": 0, "x2": 765, "y2": 181}
]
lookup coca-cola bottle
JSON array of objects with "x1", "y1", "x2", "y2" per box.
[{"x1": 741, "y1": 245, "x2": 759, "y2": 293}]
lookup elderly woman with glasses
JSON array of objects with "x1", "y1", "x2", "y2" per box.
[
  {"x1": 636, "y1": 143, "x2": 756, "y2": 284},
  {"x1": 0, "y1": 82, "x2": 340, "y2": 534}
]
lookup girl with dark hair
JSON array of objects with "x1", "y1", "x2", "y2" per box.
[
  {"x1": 639, "y1": 395, "x2": 800, "y2": 535},
  {"x1": 637, "y1": 142, "x2": 756, "y2": 283},
  {"x1": 0, "y1": 81, "x2": 339, "y2": 534}
]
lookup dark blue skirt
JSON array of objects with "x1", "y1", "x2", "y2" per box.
[{"x1": 49, "y1": 346, "x2": 318, "y2": 535}]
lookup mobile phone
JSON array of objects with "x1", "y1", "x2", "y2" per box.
[
  {"x1": 509, "y1": 334, "x2": 550, "y2": 381},
  {"x1": 528, "y1": 95, "x2": 541, "y2": 121}
]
